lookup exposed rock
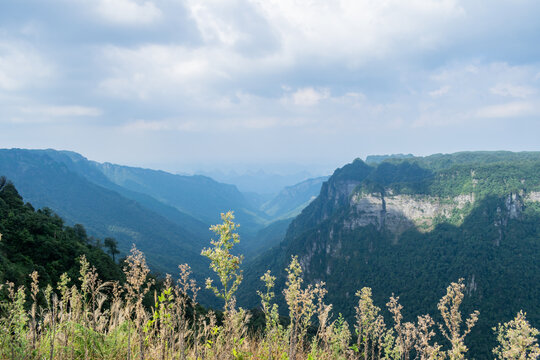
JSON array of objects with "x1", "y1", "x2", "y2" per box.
[
  {"x1": 505, "y1": 192, "x2": 523, "y2": 219},
  {"x1": 467, "y1": 274, "x2": 478, "y2": 296},
  {"x1": 526, "y1": 191, "x2": 540, "y2": 202},
  {"x1": 345, "y1": 191, "x2": 474, "y2": 236}
]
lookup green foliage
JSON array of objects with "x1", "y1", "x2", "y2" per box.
[
  {"x1": 0, "y1": 181, "x2": 123, "y2": 289},
  {"x1": 201, "y1": 211, "x2": 243, "y2": 308},
  {"x1": 493, "y1": 311, "x2": 540, "y2": 360}
]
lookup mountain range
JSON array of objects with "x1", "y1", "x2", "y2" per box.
[
  {"x1": 2, "y1": 148, "x2": 539, "y2": 357},
  {"x1": 0, "y1": 148, "x2": 325, "y2": 277}
]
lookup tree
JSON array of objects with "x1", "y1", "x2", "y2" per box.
[
  {"x1": 201, "y1": 211, "x2": 243, "y2": 310},
  {"x1": 493, "y1": 311, "x2": 540, "y2": 360},
  {"x1": 73, "y1": 224, "x2": 87, "y2": 241},
  {"x1": 104, "y1": 237, "x2": 120, "y2": 263},
  {"x1": 0, "y1": 176, "x2": 6, "y2": 192},
  {"x1": 438, "y1": 279, "x2": 479, "y2": 360}
]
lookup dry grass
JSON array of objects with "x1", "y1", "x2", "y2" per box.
[{"x1": 0, "y1": 213, "x2": 538, "y2": 360}]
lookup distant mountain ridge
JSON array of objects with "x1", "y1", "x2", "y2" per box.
[
  {"x1": 42, "y1": 149, "x2": 266, "y2": 232},
  {"x1": 260, "y1": 176, "x2": 329, "y2": 220},
  {"x1": 197, "y1": 169, "x2": 317, "y2": 194},
  {"x1": 0, "y1": 148, "x2": 323, "y2": 280}
]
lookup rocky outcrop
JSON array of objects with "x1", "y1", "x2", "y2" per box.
[
  {"x1": 344, "y1": 188, "x2": 540, "y2": 244},
  {"x1": 525, "y1": 191, "x2": 540, "y2": 202},
  {"x1": 345, "y1": 191, "x2": 475, "y2": 236}
]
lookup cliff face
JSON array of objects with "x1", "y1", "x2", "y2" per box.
[
  {"x1": 345, "y1": 190, "x2": 540, "y2": 234},
  {"x1": 343, "y1": 189, "x2": 540, "y2": 246},
  {"x1": 347, "y1": 192, "x2": 474, "y2": 233}
]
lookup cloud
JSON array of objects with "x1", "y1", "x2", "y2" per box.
[
  {"x1": 429, "y1": 86, "x2": 450, "y2": 97},
  {"x1": 22, "y1": 105, "x2": 103, "y2": 117},
  {"x1": 288, "y1": 87, "x2": 330, "y2": 106},
  {"x1": 121, "y1": 119, "x2": 202, "y2": 132},
  {"x1": 96, "y1": 0, "x2": 469, "y2": 103},
  {"x1": 3, "y1": 0, "x2": 540, "y2": 170},
  {"x1": 1, "y1": 105, "x2": 103, "y2": 124},
  {"x1": 490, "y1": 83, "x2": 536, "y2": 98},
  {"x1": 475, "y1": 102, "x2": 535, "y2": 119},
  {"x1": 95, "y1": 0, "x2": 162, "y2": 25},
  {"x1": 98, "y1": 44, "x2": 229, "y2": 100},
  {"x1": 0, "y1": 41, "x2": 52, "y2": 91}
]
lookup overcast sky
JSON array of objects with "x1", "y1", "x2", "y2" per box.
[{"x1": 1, "y1": 0, "x2": 540, "y2": 174}]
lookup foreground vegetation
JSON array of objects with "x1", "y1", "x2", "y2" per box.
[{"x1": 1, "y1": 211, "x2": 539, "y2": 360}]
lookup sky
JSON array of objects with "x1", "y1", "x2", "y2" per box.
[{"x1": 1, "y1": 0, "x2": 540, "y2": 175}]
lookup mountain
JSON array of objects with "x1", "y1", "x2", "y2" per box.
[
  {"x1": 0, "y1": 178, "x2": 122, "y2": 287},
  {"x1": 96, "y1": 163, "x2": 268, "y2": 234},
  {"x1": 365, "y1": 153, "x2": 414, "y2": 164},
  {"x1": 241, "y1": 151, "x2": 540, "y2": 358},
  {"x1": 241, "y1": 218, "x2": 293, "y2": 257},
  {"x1": 39, "y1": 149, "x2": 212, "y2": 237},
  {"x1": 0, "y1": 149, "x2": 219, "y2": 279},
  {"x1": 39, "y1": 149, "x2": 266, "y2": 236},
  {"x1": 260, "y1": 176, "x2": 329, "y2": 220},
  {"x1": 239, "y1": 176, "x2": 328, "y2": 256},
  {"x1": 197, "y1": 169, "x2": 316, "y2": 194}
]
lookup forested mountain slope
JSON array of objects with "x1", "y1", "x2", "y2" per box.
[
  {"x1": 261, "y1": 176, "x2": 328, "y2": 220},
  {"x1": 241, "y1": 152, "x2": 540, "y2": 358},
  {"x1": 0, "y1": 178, "x2": 122, "y2": 288},
  {"x1": 94, "y1": 161, "x2": 267, "y2": 234},
  {"x1": 39, "y1": 149, "x2": 266, "y2": 236}
]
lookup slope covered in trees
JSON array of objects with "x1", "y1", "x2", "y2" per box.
[{"x1": 0, "y1": 177, "x2": 122, "y2": 288}]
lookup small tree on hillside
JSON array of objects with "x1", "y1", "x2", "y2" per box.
[
  {"x1": 104, "y1": 237, "x2": 120, "y2": 262},
  {"x1": 201, "y1": 211, "x2": 243, "y2": 310},
  {"x1": 493, "y1": 311, "x2": 540, "y2": 360}
]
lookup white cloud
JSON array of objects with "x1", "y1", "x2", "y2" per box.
[
  {"x1": 22, "y1": 105, "x2": 103, "y2": 117},
  {"x1": 0, "y1": 41, "x2": 52, "y2": 91},
  {"x1": 475, "y1": 102, "x2": 535, "y2": 119},
  {"x1": 490, "y1": 83, "x2": 536, "y2": 98},
  {"x1": 121, "y1": 119, "x2": 209, "y2": 132},
  {"x1": 245, "y1": 0, "x2": 464, "y2": 62},
  {"x1": 289, "y1": 87, "x2": 330, "y2": 106},
  {"x1": 95, "y1": 0, "x2": 162, "y2": 25},
  {"x1": 97, "y1": 0, "x2": 469, "y2": 102},
  {"x1": 99, "y1": 45, "x2": 229, "y2": 99},
  {"x1": 429, "y1": 85, "x2": 450, "y2": 97}
]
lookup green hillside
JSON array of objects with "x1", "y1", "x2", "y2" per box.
[
  {"x1": 95, "y1": 161, "x2": 267, "y2": 235},
  {"x1": 261, "y1": 176, "x2": 328, "y2": 220},
  {"x1": 0, "y1": 178, "x2": 122, "y2": 288}
]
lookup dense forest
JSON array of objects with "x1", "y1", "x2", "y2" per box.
[{"x1": 0, "y1": 176, "x2": 123, "y2": 289}]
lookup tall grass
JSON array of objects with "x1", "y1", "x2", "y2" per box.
[{"x1": 0, "y1": 212, "x2": 538, "y2": 359}]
